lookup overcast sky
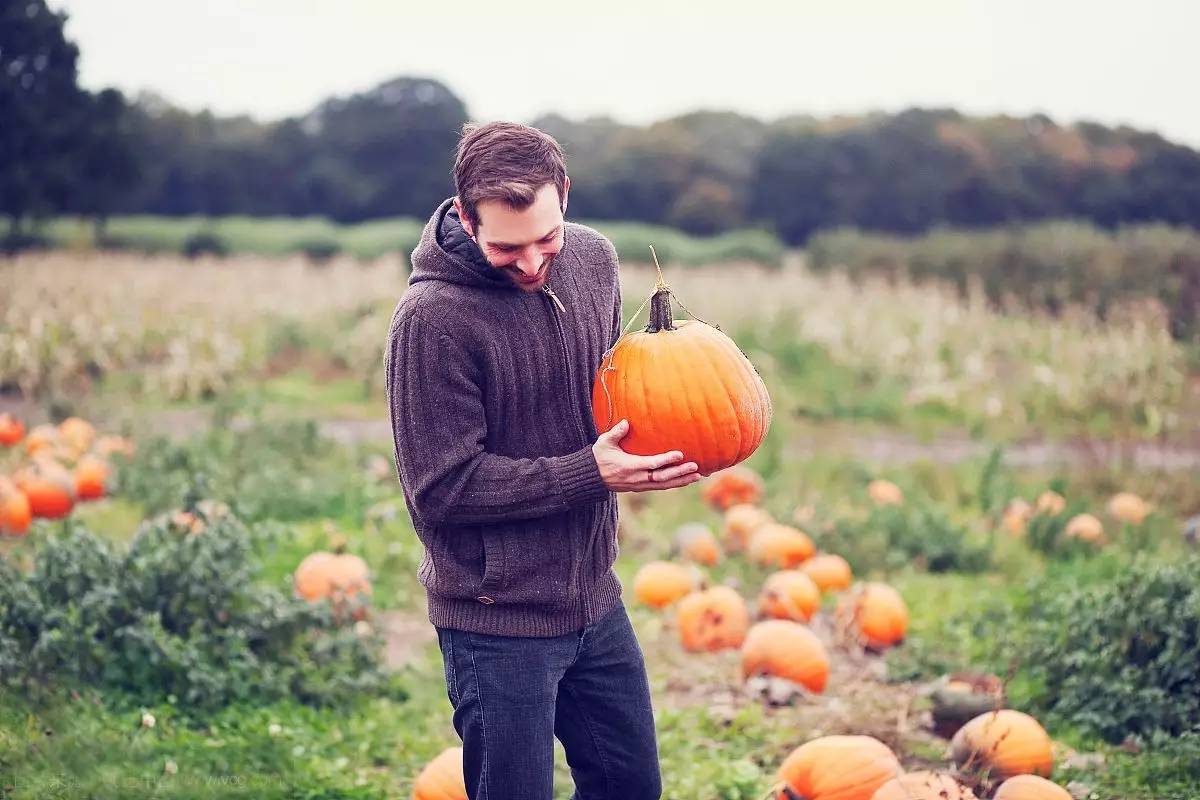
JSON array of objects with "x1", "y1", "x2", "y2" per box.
[{"x1": 48, "y1": 0, "x2": 1200, "y2": 146}]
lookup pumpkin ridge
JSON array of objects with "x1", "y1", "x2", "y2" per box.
[
  {"x1": 678, "y1": 329, "x2": 730, "y2": 470},
  {"x1": 686, "y1": 327, "x2": 746, "y2": 469}
]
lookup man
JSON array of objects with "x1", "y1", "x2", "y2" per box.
[{"x1": 385, "y1": 121, "x2": 700, "y2": 800}]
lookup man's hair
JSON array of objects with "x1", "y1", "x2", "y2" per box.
[{"x1": 454, "y1": 121, "x2": 567, "y2": 230}]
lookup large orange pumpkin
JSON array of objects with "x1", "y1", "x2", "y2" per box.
[
  {"x1": 748, "y1": 523, "x2": 815, "y2": 567},
  {"x1": 802, "y1": 554, "x2": 853, "y2": 592},
  {"x1": 842, "y1": 583, "x2": 908, "y2": 650},
  {"x1": 413, "y1": 746, "x2": 467, "y2": 800},
  {"x1": 776, "y1": 735, "x2": 901, "y2": 800},
  {"x1": 723, "y1": 503, "x2": 772, "y2": 553},
  {"x1": 1106, "y1": 492, "x2": 1149, "y2": 525},
  {"x1": 294, "y1": 550, "x2": 372, "y2": 614},
  {"x1": 74, "y1": 457, "x2": 111, "y2": 501},
  {"x1": 992, "y1": 775, "x2": 1071, "y2": 800},
  {"x1": 950, "y1": 710, "x2": 1053, "y2": 780},
  {"x1": 1034, "y1": 491, "x2": 1065, "y2": 515},
  {"x1": 633, "y1": 561, "x2": 700, "y2": 608},
  {"x1": 758, "y1": 570, "x2": 820, "y2": 622},
  {"x1": 677, "y1": 586, "x2": 749, "y2": 652},
  {"x1": 0, "y1": 477, "x2": 32, "y2": 536},
  {"x1": 701, "y1": 465, "x2": 765, "y2": 510},
  {"x1": 1002, "y1": 499, "x2": 1033, "y2": 537},
  {"x1": 675, "y1": 523, "x2": 722, "y2": 566},
  {"x1": 867, "y1": 479, "x2": 903, "y2": 506},
  {"x1": 871, "y1": 771, "x2": 977, "y2": 800},
  {"x1": 23, "y1": 424, "x2": 60, "y2": 457},
  {"x1": 58, "y1": 417, "x2": 95, "y2": 456},
  {"x1": 591, "y1": 269, "x2": 771, "y2": 476},
  {"x1": 741, "y1": 619, "x2": 829, "y2": 693},
  {"x1": 1063, "y1": 513, "x2": 1105, "y2": 545},
  {"x1": 0, "y1": 414, "x2": 24, "y2": 447},
  {"x1": 14, "y1": 460, "x2": 75, "y2": 519}
]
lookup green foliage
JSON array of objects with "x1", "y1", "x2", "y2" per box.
[
  {"x1": 827, "y1": 502, "x2": 993, "y2": 575},
  {"x1": 182, "y1": 230, "x2": 228, "y2": 259},
  {"x1": 582, "y1": 219, "x2": 785, "y2": 268},
  {"x1": 298, "y1": 237, "x2": 342, "y2": 263},
  {"x1": 1020, "y1": 556, "x2": 1200, "y2": 742},
  {"x1": 0, "y1": 507, "x2": 393, "y2": 710}
]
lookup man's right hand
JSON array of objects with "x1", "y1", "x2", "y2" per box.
[{"x1": 592, "y1": 419, "x2": 701, "y2": 493}]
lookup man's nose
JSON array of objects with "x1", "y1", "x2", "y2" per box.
[{"x1": 515, "y1": 246, "x2": 543, "y2": 275}]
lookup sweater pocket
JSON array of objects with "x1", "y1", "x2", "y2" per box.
[{"x1": 479, "y1": 529, "x2": 505, "y2": 593}]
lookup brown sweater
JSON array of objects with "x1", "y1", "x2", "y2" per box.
[{"x1": 384, "y1": 197, "x2": 624, "y2": 636}]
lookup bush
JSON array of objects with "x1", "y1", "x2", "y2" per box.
[
  {"x1": 182, "y1": 230, "x2": 229, "y2": 259},
  {"x1": 1020, "y1": 556, "x2": 1200, "y2": 742},
  {"x1": 297, "y1": 236, "x2": 342, "y2": 263},
  {"x1": 0, "y1": 505, "x2": 392, "y2": 710},
  {"x1": 826, "y1": 503, "x2": 993, "y2": 574}
]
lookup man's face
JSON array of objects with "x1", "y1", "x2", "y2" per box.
[{"x1": 457, "y1": 180, "x2": 568, "y2": 292}]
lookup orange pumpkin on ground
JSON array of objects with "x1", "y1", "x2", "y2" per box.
[
  {"x1": 23, "y1": 424, "x2": 60, "y2": 457},
  {"x1": 294, "y1": 550, "x2": 372, "y2": 613},
  {"x1": 871, "y1": 772, "x2": 977, "y2": 800},
  {"x1": 1034, "y1": 491, "x2": 1065, "y2": 515},
  {"x1": 14, "y1": 460, "x2": 75, "y2": 519},
  {"x1": 58, "y1": 417, "x2": 96, "y2": 455},
  {"x1": 723, "y1": 503, "x2": 772, "y2": 552},
  {"x1": 748, "y1": 523, "x2": 815, "y2": 567},
  {"x1": 412, "y1": 746, "x2": 467, "y2": 800},
  {"x1": 0, "y1": 477, "x2": 32, "y2": 536},
  {"x1": 675, "y1": 523, "x2": 721, "y2": 566},
  {"x1": 700, "y1": 465, "x2": 765, "y2": 510},
  {"x1": 591, "y1": 265, "x2": 771, "y2": 476},
  {"x1": 758, "y1": 570, "x2": 820, "y2": 622},
  {"x1": 1063, "y1": 513, "x2": 1105, "y2": 545},
  {"x1": 741, "y1": 619, "x2": 829, "y2": 693},
  {"x1": 676, "y1": 586, "x2": 749, "y2": 652},
  {"x1": 992, "y1": 774, "x2": 1072, "y2": 800},
  {"x1": 1106, "y1": 492, "x2": 1149, "y2": 525},
  {"x1": 776, "y1": 735, "x2": 901, "y2": 800},
  {"x1": 0, "y1": 414, "x2": 24, "y2": 447},
  {"x1": 1002, "y1": 499, "x2": 1033, "y2": 537},
  {"x1": 95, "y1": 434, "x2": 137, "y2": 458},
  {"x1": 950, "y1": 709, "x2": 1053, "y2": 780},
  {"x1": 802, "y1": 554, "x2": 853, "y2": 592},
  {"x1": 633, "y1": 561, "x2": 700, "y2": 608},
  {"x1": 867, "y1": 479, "x2": 903, "y2": 506},
  {"x1": 74, "y1": 457, "x2": 111, "y2": 501},
  {"x1": 842, "y1": 583, "x2": 908, "y2": 650}
]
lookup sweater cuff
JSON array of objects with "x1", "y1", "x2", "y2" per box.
[{"x1": 550, "y1": 446, "x2": 611, "y2": 507}]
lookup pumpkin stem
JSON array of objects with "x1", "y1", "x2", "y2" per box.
[
  {"x1": 649, "y1": 244, "x2": 667, "y2": 290},
  {"x1": 645, "y1": 246, "x2": 675, "y2": 333}
]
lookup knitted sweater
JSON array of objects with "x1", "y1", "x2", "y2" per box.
[{"x1": 384, "y1": 197, "x2": 624, "y2": 636}]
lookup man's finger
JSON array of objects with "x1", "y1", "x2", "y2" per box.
[
  {"x1": 600, "y1": 419, "x2": 629, "y2": 442},
  {"x1": 652, "y1": 462, "x2": 699, "y2": 482},
  {"x1": 646, "y1": 473, "x2": 702, "y2": 491},
  {"x1": 636, "y1": 450, "x2": 686, "y2": 470}
]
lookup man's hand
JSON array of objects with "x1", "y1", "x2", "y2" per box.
[{"x1": 593, "y1": 419, "x2": 701, "y2": 493}]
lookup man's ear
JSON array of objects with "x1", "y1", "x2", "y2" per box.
[
  {"x1": 452, "y1": 196, "x2": 475, "y2": 239},
  {"x1": 561, "y1": 175, "x2": 571, "y2": 214}
]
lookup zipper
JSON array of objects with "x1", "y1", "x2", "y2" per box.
[
  {"x1": 542, "y1": 285, "x2": 566, "y2": 313},
  {"x1": 540, "y1": 282, "x2": 591, "y2": 445}
]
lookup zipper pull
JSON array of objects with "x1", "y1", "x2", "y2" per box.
[{"x1": 542, "y1": 285, "x2": 566, "y2": 313}]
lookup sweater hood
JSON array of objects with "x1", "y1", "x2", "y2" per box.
[{"x1": 409, "y1": 197, "x2": 521, "y2": 290}]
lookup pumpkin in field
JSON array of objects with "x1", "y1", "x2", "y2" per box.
[
  {"x1": 1107, "y1": 492, "x2": 1149, "y2": 525},
  {"x1": 95, "y1": 434, "x2": 137, "y2": 458},
  {"x1": 633, "y1": 561, "x2": 700, "y2": 608},
  {"x1": 23, "y1": 424, "x2": 60, "y2": 457},
  {"x1": 675, "y1": 523, "x2": 721, "y2": 565},
  {"x1": 867, "y1": 479, "x2": 903, "y2": 507},
  {"x1": 74, "y1": 456, "x2": 111, "y2": 501},
  {"x1": 992, "y1": 775, "x2": 1071, "y2": 800},
  {"x1": 677, "y1": 585, "x2": 750, "y2": 652},
  {"x1": 701, "y1": 465, "x2": 765, "y2": 510},
  {"x1": 950, "y1": 710, "x2": 1053, "y2": 780},
  {"x1": 1002, "y1": 499, "x2": 1033, "y2": 537},
  {"x1": 1034, "y1": 490, "x2": 1065, "y2": 516},
  {"x1": 841, "y1": 583, "x2": 908, "y2": 650},
  {"x1": 58, "y1": 417, "x2": 96, "y2": 456},
  {"x1": 802, "y1": 554, "x2": 853, "y2": 592},
  {"x1": 748, "y1": 523, "x2": 815, "y2": 568},
  {"x1": 776, "y1": 735, "x2": 901, "y2": 800},
  {"x1": 413, "y1": 746, "x2": 467, "y2": 800},
  {"x1": 871, "y1": 771, "x2": 977, "y2": 800},
  {"x1": 741, "y1": 619, "x2": 829, "y2": 693},
  {"x1": 758, "y1": 570, "x2": 820, "y2": 622},
  {"x1": 723, "y1": 503, "x2": 772, "y2": 552},
  {"x1": 294, "y1": 549, "x2": 372, "y2": 617},
  {"x1": 0, "y1": 414, "x2": 24, "y2": 447},
  {"x1": 1063, "y1": 513, "x2": 1105, "y2": 545},
  {"x1": 591, "y1": 262, "x2": 771, "y2": 476},
  {"x1": 0, "y1": 477, "x2": 32, "y2": 536},
  {"x1": 14, "y1": 459, "x2": 75, "y2": 519}
]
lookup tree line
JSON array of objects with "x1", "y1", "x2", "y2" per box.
[{"x1": 4, "y1": 0, "x2": 1199, "y2": 245}]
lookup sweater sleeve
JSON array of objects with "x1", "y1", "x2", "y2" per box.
[{"x1": 386, "y1": 307, "x2": 611, "y2": 528}]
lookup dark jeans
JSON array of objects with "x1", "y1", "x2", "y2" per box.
[{"x1": 435, "y1": 601, "x2": 661, "y2": 800}]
